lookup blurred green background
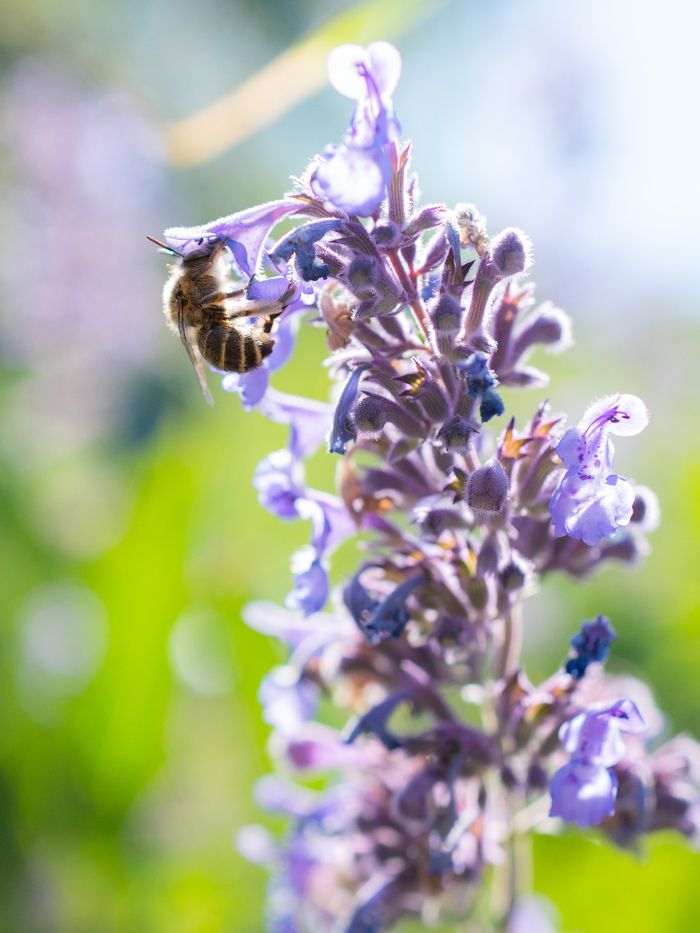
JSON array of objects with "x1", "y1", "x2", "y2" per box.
[{"x1": 1, "y1": 0, "x2": 699, "y2": 930}]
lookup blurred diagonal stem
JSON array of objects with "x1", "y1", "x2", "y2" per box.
[{"x1": 164, "y1": 0, "x2": 448, "y2": 166}]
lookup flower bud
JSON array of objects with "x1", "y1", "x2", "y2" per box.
[
  {"x1": 462, "y1": 228, "x2": 532, "y2": 342},
  {"x1": 466, "y1": 460, "x2": 509, "y2": 517},
  {"x1": 371, "y1": 221, "x2": 401, "y2": 249},
  {"x1": 437, "y1": 415, "x2": 477, "y2": 452},
  {"x1": 488, "y1": 228, "x2": 532, "y2": 279},
  {"x1": 510, "y1": 304, "x2": 573, "y2": 366},
  {"x1": 431, "y1": 294, "x2": 462, "y2": 333},
  {"x1": 347, "y1": 254, "x2": 379, "y2": 295},
  {"x1": 353, "y1": 395, "x2": 388, "y2": 434}
]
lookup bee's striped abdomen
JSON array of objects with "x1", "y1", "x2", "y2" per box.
[{"x1": 198, "y1": 323, "x2": 274, "y2": 374}]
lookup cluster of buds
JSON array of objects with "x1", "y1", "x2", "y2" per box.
[{"x1": 156, "y1": 42, "x2": 698, "y2": 932}]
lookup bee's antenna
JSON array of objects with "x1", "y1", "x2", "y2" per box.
[{"x1": 146, "y1": 234, "x2": 183, "y2": 258}]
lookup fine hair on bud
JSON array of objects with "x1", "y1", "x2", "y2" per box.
[
  {"x1": 431, "y1": 294, "x2": 462, "y2": 334},
  {"x1": 347, "y1": 254, "x2": 379, "y2": 294},
  {"x1": 489, "y1": 228, "x2": 532, "y2": 279},
  {"x1": 354, "y1": 395, "x2": 389, "y2": 434},
  {"x1": 372, "y1": 221, "x2": 401, "y2": 248},
  {"x1": 466, "y1": 460, "x2": 509, "y2": 517},
  {"x1": 512, "y1": 303, "x2": 573, "y2": 360},
  {"x1": 437, "y1": 415, "x2": 476, "y2": 452}
]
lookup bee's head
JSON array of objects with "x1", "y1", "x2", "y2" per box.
[{"x1": 184, "y1": 235, "x2": 226, "y2": 263}]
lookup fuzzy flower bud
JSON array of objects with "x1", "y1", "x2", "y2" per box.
[
  {"x1": 431, "y1": 293, "x2": 463, "y2": 355},
  {"x1": 353, "y1": 395, "x2": 388, "y2": 434},
  {"x1": 431, "y1": 294, "x2": 462, "y2": 333},
  {"x1": 437, "y1": 415, "x2": 477, "y2": 452},
  {"x1": 463, "y1": 228, "x2": 533, "y2": 345},
  {"x1": 372, "y1": 221, "x2": 401, "y2": 249},
  {"x1": 347, "y1": 254, "x2": 380, "y2": 295},
  {"x1": 466, "y1": 460, "x2": 509, "y2": 517},
  {"x1": 488, "y1": 228, "x2": 532, "y2": 279}
]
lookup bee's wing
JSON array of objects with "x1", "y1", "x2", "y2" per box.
[{"x1": 177, "y1": 295, "x2": 214, "y2": 406}]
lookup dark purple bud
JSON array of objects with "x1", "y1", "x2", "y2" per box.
[
  {"x1": 598, "y1": 534, "x2": 644, "y2": 566},
  {"x1": 371, "y1": 221, "x2": 401, "y2": 249},
  {"x1": 514, "y1": 304, "x2": 572, "y2": 354},
  {"x1": 437, "y1": 415, "x2": 477, "y2": 452},
  {"x1": 466, "y1": 460, "x2": 509, "y2": 517},
  {"x1": 347, "y1": 254, "x2": 380, "y2": 295},
  {"x1": 431, "y1": 294, "x2": 462, "y2": 334},
  {"x1": 353, "y1": 395, "x2": 389, "y2": 434}
]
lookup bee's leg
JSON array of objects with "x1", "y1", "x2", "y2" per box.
[{"x1": 199, "y1": 289, "x2": 246, "y2": 305}]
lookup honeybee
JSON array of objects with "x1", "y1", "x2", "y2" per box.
[{"x1": 148, "y1": 235, "x2": 294, "y2": 404}]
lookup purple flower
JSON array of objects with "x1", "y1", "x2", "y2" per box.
[
  {"x1": 163, "y1": 198, "x2": 303, "y2": 274},
  {"x1": 550, "y1": 394, "x2": 649, "y2": 546},
  {"x1": 550, "y1": 699, "x2": 645, "y2": 828},
  {"x1": 286, "y1": 548, "x2": 329, "y2": 616},
  {"x1": 329, "y1": 364, "x2": 370, "y2": 454},
  {"x1": 257, "y1": 388, "x2": 333, "y2": 461},
  {"x1": 259, "y1": 665, "x2": 318, "y2": 734},
  {"x1": 550, "y1": 759, "x2": 619, "y2": 827},
  {"x1": 254, "y1": 449, "x2": 303, "y2": 520},
  {"x1": 312, "y1": 42, "x2": 401, "y2": 216},
  {"x1": 252, "y1": 383, "x2": 354, "y2": 616}
]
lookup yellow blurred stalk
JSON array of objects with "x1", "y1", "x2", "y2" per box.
[{"x1": 165, "y1": 0, "x2": 447, "y2": 167}]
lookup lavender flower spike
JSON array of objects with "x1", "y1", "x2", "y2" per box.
[
  {"x1": 550, "y1": 394, "x2": 649, "y2": 546},
  {"x1": 550, "y1": 699, "x2": 645, "y2": 828},
  {"x1": 154, "y1": 38, "x2": 698, "y2": 931}
]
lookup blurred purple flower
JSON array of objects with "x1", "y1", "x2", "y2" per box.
[
  {"x1": 1, "y1": 61, "x2": 165, "y2": 457},
  {"x1": 550, "y1": 394, "x2": 649, "y2": 546},
  {"x1": 550, "y1": 699, "x2": 645, "y2": 827},
  {"x1": 259, "y1": 665, "x2": 318, "y2": 734}
]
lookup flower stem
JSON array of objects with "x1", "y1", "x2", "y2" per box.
[{"x1": 499, "y1": 604, "x2": 523, "y2": 680}]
